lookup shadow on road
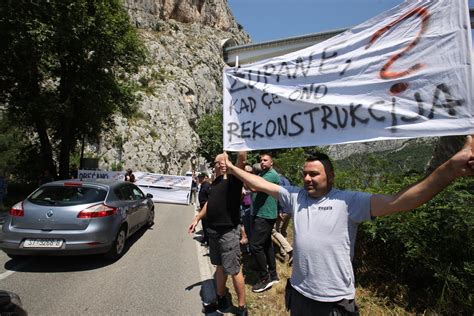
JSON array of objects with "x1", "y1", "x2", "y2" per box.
[
  {"x1": 3, "y1": 225, "x2": 153, "y2": 273},
  {"x1": 196, "y1": 278, "x2": 240, "y2": 316},
  {"x1": 189, "y1": 278, "x2": 222, "y2": 316}
]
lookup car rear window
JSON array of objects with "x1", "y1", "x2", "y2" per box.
[
  {"x1": 28, "y1": 186, "x2": 107, "y2": 206},
  {"x1": 114, "y1": 185, "x2": 145, "y2": 201},
  {"x1": 115, "y1": 186, "x2": 134, "y2": 201},
  {"x1": 132, "y1": 187, "x2": 145, "y2": 200}
]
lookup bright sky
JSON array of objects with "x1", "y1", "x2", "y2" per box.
[{"x1": 228, "y1": 0, "x2": 474, "y2": 43}]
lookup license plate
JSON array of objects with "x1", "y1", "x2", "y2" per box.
[{"x1": 23, "y1": 238, "x2": 63, "y2": 248}]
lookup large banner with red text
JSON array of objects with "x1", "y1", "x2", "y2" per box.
[{"x1": 223, "y1": 0, "x2": 474, "y2": 151}]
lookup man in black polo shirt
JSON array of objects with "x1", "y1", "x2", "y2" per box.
[{"x1": 188, "y1": 151, "x2": 248, "y2": 316}]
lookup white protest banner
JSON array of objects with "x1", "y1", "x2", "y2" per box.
[
  {"x1": 134, "y1": 172, "x2": 192, "y2": 204},
  {"x1": 138, "y1": 186, "x2": 191, "y2": 205},
  {"x1": 78, "y1": 170, "x2": 192, "y2": 204},
  {"x1": 134, "y1": 172, "x2": 192, "y2": 189},
  {"x1": 223, "y1": 0, "x2": 474, "y2": 151}
]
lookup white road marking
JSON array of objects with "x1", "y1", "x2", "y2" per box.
[
  {"x1": 0, "y1": 260, "x2": 28, "y2": 281},
  {"x1": 193, "y1": 212, "x2": 217, "y2": 305},
  {"x1": 0, "y1": 269, "x2": 16, "y2": 280}
]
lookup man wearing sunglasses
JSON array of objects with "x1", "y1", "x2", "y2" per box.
[{"x1": 188, "y1": 151, "x2": 248, "y2": 315}]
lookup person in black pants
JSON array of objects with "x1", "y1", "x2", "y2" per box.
[
  {"x1": 250, "y1": 152, "x2": 281, "y2": 293},
  {"x1": 190, "y1": 171, "x2": 198, "y2": 205},
  {"x1": 197, "y1": 173, "x2": 211, "y2": 245}
]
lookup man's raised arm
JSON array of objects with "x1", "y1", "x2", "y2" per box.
[
  {"x1": 371, "y1": 135, "x2": 474, "y2": 217},
  {"x1": 225, "y1": 153, "x2": 280, "y2": 199},
  {"x1": 235, "y1": 151, "x2": 247, "y2": 170}
]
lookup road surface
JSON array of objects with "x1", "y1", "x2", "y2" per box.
[{"x1": 0, "y1": 203, "x2": 216, "y2": 315}]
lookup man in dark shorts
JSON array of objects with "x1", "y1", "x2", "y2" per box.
[{"x1": 188, "y1": 152, "x2": 248, "y2": 316}]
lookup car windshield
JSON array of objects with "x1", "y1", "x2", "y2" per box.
[{"x1": 28, "y1": 186, "x2": 107, "y2": 206}]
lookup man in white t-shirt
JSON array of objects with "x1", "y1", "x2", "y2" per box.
[{"x1": 224, "y1": 135, "x2": 474, "y2": 316}]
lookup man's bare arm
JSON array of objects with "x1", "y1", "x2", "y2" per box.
[
  {"x1": 371, "y1": 135, "x2": 474, "y2": 217},
  {"x1": 188, "y1": 202, "x2": 207, "y2": 233},
  {"x1": 235, "y1": 151, "x2": 247, "y2": 170}
]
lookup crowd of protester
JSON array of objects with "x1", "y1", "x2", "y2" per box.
[{"x1": 189, "y1": 135, "x2": 473, "y2": 316}]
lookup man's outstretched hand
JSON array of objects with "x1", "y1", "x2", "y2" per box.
[
  {"x1": 449, "y1": 135, "x2": 474, "y2": 178},
  {"x1": 188, "y1": 220, "x2": 197, "y2": 234}
]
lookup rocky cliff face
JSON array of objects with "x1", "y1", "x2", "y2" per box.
[
  {"x1": 426, "y1": 136, "x2": 466, "y2": 173},
  {"x1": 124, "y1": 0, "x2": 239, "y2": 30},
  {"x1": 326, "y1": 138, "x2": 438, "y2": 161},
  {"x1": 95, "y1": 0, "x2": 249, "y2": 175}
]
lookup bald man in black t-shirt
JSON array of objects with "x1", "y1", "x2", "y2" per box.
[{"x1": 188, "y1": 152, "x2": 248, "y2": 315}]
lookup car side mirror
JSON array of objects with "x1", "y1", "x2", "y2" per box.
[
  {"x1": 0, "y1": 290, "x2": 27, "y2": 316},
  {"x1": 146, "y1": 193, "x2": 153, "y2": 199}
]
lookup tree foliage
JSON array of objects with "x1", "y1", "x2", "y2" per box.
[
  {"x1": 196, "y1": 109, "x2": 223, "y2": 163},
  {"x1": 0, "y1": 113, "x2": 25, "y2": 177},
  {"x1": 272, "y1": 148, "x2": 306, "y2": 185},
  {"x1": 338, "y1": 157, "x2": 474, "y2": 314},
  {"x1": 0, "y1": 0, "x2": 147, "y2": 179}
]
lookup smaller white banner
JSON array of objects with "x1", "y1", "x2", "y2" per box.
[
  {"x1": 78, "y1": 170, "x2": 193, "y2": 205},
  {"x1": 134, "y1": 172, "x2": 193, "y2": 205},
  {"x1": 134, "y1": 172, "x2": 192, "y2": 189},
  {"x1": 138, "y1": 186, "x2": 190, "y2": 205},
  {"x1": 78, "y1": 170, "x2": 123, "y2": 181}
]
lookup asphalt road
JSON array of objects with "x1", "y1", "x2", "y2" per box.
[{"x1": 0, "y1": 203, "x2": 214, "y2": 315}]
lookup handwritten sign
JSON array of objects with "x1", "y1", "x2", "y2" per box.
[
  {"x1": 78, "y1": 170, "x2": 123, "y2": 181},
  {"x1": 223, "y1": 0, "x2": 474, "y2": 151}
]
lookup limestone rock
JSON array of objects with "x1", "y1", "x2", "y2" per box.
[
  {"x1": 123, "y1": 0, "x2": 241, "y2": 31},
  {"x1": 326, "y1": 137, "x2": 439, "y2": 161},
  {"x1": 425, "y1": 136, "x2": 465, "y2": 173},
  {"x1": 96, "y1": 7, "x2": 250, "y2": 175}
]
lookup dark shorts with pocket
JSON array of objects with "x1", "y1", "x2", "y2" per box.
[
  {"x1": 285, "y1": 279, "x2": 359, "y2": 316},
  {"x1": 207, "y1": 226, "x2": 242, "y2": 275}
]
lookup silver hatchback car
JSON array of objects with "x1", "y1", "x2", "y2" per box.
[{"x1": 0, "y1": 180, "x2": 155, "y2": 260}]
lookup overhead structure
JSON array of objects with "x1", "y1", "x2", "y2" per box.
[
  {"x1": 223, "y1": 29, "x2": 344, "y2": 67},
  {"x1": 224, "y1": 8, "x2": 474, "y2": 67}
]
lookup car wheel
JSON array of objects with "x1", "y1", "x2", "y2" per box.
[
  {"x1": 105, "y1": 226, "x2": 127, "y2": 260},
  {"x1": 147, "y1": 208, "x2": 155, "y2": 227}
]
